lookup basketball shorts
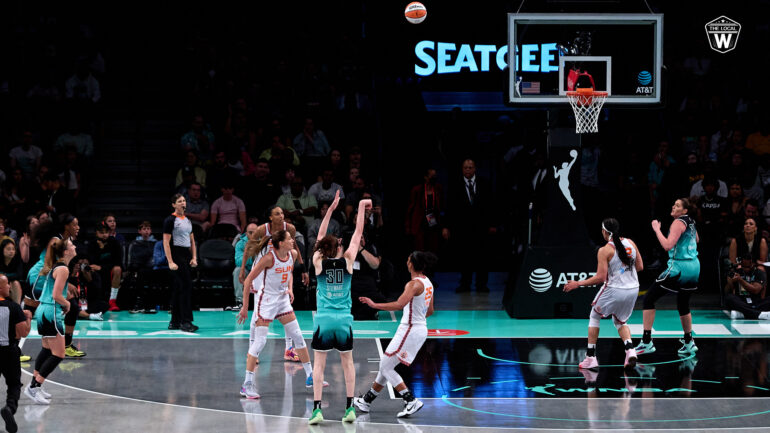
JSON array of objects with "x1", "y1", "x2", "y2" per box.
[
  {"x1": 254, "y1": 289, "x2": 293, "y2": 322},
  {"x1": 383, "y1": 323, "x2": 428, "y2": 366},
  {"x1": 35, "y1": 304, "x2": 64, "y2": 337},
  {"x1": 592, "y1": 285, "x2": 639, "y2": 323},
  {"x1": 311, "y1": 312, "x2": 354, "y2": 352},
  {"x1": 657, "y1": 259, "x2": 700, "y2": 292}
]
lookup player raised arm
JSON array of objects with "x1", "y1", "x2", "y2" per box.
[{"x1": 345, "y1": 199, "x2": 372, "y2": 263}]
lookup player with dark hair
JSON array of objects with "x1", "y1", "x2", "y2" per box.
[
  {"x1": 636, "y1": 198, "x2": 700, "y2": 356},
  {"x1": 308, "y1": 191, "x2": 370, "y2": 425},
  {"x1": 564, "y1": 218, "x2": 644, "y2": 369},
  {"x1": 355, "y1": 250, "x2": 438, "y2": 418}
]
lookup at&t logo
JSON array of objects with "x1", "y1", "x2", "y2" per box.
[
  {"x1": 636, "y1": 70, "x2": 653, "y2": 95},
  {"x1": 529, "y1": 268, "x2": 553, "y2": 292}
]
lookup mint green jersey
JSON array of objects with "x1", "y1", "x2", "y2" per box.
[{"x1": 316, "y1": 258, "x2": 352, "y2": 312}]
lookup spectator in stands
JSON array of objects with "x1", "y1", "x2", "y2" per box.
[
  {"x1": 691, "y1": 162, "x2": 728, "y2": 198},
  {"x1": 65, "y1": 61, "x2": 101, "y2": 103},
  {"x1": 746, "y1": 114, "x2": 770, "y2": 156},
  {"x1": 279, "y1": 167, "x2": 298, "y2": 196},
  {"x1": 307, "y1": 201, "x2": 341, "y2": 259},
  {"x1": 725, "y1": 151, "x2": 762, "y2": 201},
  {"x1": 344, "y1": 167, "x2": 360, "y2": 194},
  {"x1": 680, "y1": 152, "x2": 704, "y2": 195},
  {"x1": 184, "y1": 182, "x2": 211, "y2": 234},
  {"x1": 292, "y1": 117, "x2": 330, "y2": 158},
  {"x1": 648, "y1": 140, "x2": 675, "y2": 214},
  {"x1": 276, "y1": 175, "x2": 317, "y2": 234},
  {"x1": 328, "y1": 149, "x2": 346, "y2": 184},
  {"x1": 0, "y1": 219, "x2": 19, "y2": 245},
  {"x1": 405, "y1": 168, "x2": 445, "y2": 253},
  {"x1": 53, "y1": 121, "x2": 94, "y2": 160},
  {"x1": 260, "y1": 135, "x2": 300, "y2": 182},
  {"x1": 344, "y1": 175, "x2": 381, "y2": 221},
  {"x1": 181, "y1": 114, "x2": 216, "y2": 155},
  {"x1": 175, "y1": 150, "x2": 207, "y2": 189},
  {"x1": 726, "y1": 181, "x2": 748, "y2": 238},
  {"x1": 349, "y1": 231, "x2": 384, "y2": 321},
  {"x1": 696, "y1": 176, "x2": 728, "y2": 238},
  {"x1": 210, "y1": 180, "x2": 247, "y2": 237},
  {"x1": 103, "y1": 213, "x2": 127, "y2": 247},
  {"x1": 88, "y1": 221, "x2": 123, "y2": 312},
  {"x1": 42, "y1": 172, "x2": 74, "y2": 217},
  {"x1": 69, "y1": 255, "x2": 104, "y2": 320},
  {"x1": 710, "y1": 119, "x2": 732, "y2": 161},
  {"x1": 206, "y1": 150, "x2": 238, "y2": 200},
  {"x1": 5, "y1": 169, "x2": 29, "y2": 222},
  {"x1": 445, "y1": 158, "x2": 496, "y2": 293},
  {"x1": 128, "y1": 222, "x2": 159, "y2": 314},
  {"x1": 348, "y1": 146, "x2": 363, "y2": 171},
  {"x1": 57, "y1": 147, "x2": 82, "y2": 200},
  {"x1": 725, "y1": 253, "x2": 770, "y2": 320},
  {"x1": 136, "y1": 221, "x2": 157, "y2": 242},
  {"x1": 225, "y1": 108, "x2": 257, "y2": 154},
  {"x1": 231, "y1": 222, "x2": 258, "y2": 310},
  {"x1": 729, "y1": 218, "x2": 768, "y2": 269},
  {"x1": 308, "y1": 167, "x2": 345, "y2": 203},
  {"x1": 0, "y1": 239, "x2": 24, "y2": 304},
  {"x1": 9, "y1": 131, "x2": 43, "y2": 181},
  {"x1": 242, "y1": 158, "x2": 280, "y2": 221}
]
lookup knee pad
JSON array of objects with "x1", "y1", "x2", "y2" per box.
[
  {"x1": 588, "y1": 309, "x2": 602, "y2": 328},
  {"x1": 248, "y1": 326, "x2": 269, "y2": 358},
  {"x1": 379, "y1": 354, "x2": 403, "y2": 387},
  {"x1": 249, "y1": 313, "x2": 257, "y2": 346},
  {"x1": 375, "y1": 371, "x2": 387, "y2": 386},
  {"x1": 677, "y1": 298, "x2": 691, "y2": 316},
  {"x1": 283, "y1": 320, "x2": 305, "y2": 349}
]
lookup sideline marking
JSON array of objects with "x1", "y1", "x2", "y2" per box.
[
  {"x1": 374, "y1": 337, "x2": 396, "y2": 400},
  {"x1": 477, "y1": 348, "x2": 696, "y2": 368}
]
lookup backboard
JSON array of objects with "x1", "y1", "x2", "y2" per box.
[{"x1": 508, "y1": 13, "x2": 663, "y2": 105}]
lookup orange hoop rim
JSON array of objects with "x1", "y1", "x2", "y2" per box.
[{"x1": 566, "y1": 90, "x2": 608, "y2": 97}]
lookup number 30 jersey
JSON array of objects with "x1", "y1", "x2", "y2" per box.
[{"x1": 317, "y1": 257, "x2": 352, "y2": 312}]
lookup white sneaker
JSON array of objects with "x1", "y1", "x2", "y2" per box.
[
  {"x1": 759, "y1": 311, "x2": 770, "y2": 320},
  {"x1": 396, "y1": 398, "x2": 424, "y2": 418},
  {"x1": 89, "y1": 312, "x2": 104, "y2": 321},
  {"x1": 39, "y1": 386, "x2": 52, "y2": 399},
  {"x1": 730, "y1": 310, "x2": 744, "y2": 320},
  {"x1": 353, "y1": 396, "x2": 371, "y2": 413},
  {"x1": 24, "y1": 385, "x2": 50, "y2": 405},
  {"x1": 240, "y1": 382, "x2": 260, "y2": 399}
]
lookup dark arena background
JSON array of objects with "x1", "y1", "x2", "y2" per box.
[{"x1": 1, "y1": 0, "x2": 770, "y2": 432}]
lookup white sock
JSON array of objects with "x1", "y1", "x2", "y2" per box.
[
  {"x1": 759, "y1": 311, "x2": 770, "y2": 320},
  {"x1": 245, "y1": 370, "x2": 254, "y2": 384},
  {"x1": 110, "y1": 288, "x2": 119, "y2": 300},
  {"x1": 302, "y1": 362, "x2": 312, "y2": 377},
  {"x1": 624, "y1": 339, "x2": 632, "y2": 345},
  {"x1": 285, "y1": 337, "x2": 293, "y2": 350},
  {"x1": 587, "y1": 343, "x2": 596, "y2": 349}
]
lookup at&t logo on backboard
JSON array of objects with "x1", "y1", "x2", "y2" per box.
[
  {"x1": 635, "y1": 70, "x2": 653, "y2": 94},
  {"x1": 705, "y1": 16, "x2": 741, "y2": 53}
]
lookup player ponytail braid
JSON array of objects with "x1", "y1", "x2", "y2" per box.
[{"x1": 602, "y1": 218, "x2": 631, "y2": 267}]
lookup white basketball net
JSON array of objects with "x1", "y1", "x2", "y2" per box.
[{"x1": 567, "y1": 91, "x2": 607, "y2": 134}]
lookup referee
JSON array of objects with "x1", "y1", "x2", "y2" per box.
[
  {"x1": 1, "y1": 273, "x2": 31, "y2": 433},
  {"x1": 163, "y1": 194, "x2": 199, "y2": 333}
]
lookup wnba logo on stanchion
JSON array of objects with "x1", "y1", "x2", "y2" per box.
[{"x1": 529, "y1": 268, "x2": 553, "y2": 292}]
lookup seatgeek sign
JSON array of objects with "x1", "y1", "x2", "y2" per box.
[{"x1": 414, "y1": 41, "x2": 559, "y2": 76}]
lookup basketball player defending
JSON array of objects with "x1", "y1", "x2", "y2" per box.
[
  {"x1": 564, "y1": 218, "x2": 644, "y2": 369},
  {"x1": 355, "y1": 251, "x2": 438, "y2": 418},
  {"x1": 635, "y1": 198, "x2": 700, "y2": 356},
  {"x1": 307, "y1": 192, "x2": 370, "y2": 425}
]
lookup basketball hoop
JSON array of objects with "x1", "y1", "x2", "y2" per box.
[{"x1": 566, "y1": 88, "x2": 608, "y2": 134}]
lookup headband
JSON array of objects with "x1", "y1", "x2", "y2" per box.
[{"x1": 602, "y1": 222, "x2": 613, "y2": 238}]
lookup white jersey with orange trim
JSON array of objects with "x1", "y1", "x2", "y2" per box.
[
  {"x1": 249, "y1": 222, "x2": 286, "y2": 293},
  {"x1": 606, "y1": 238, "x2": 638, "y2": 290},
  {"x1": 401, "y1": 276, "x2": 433, "y2": 326},
  {"x1": 261, "y1": 250, "x2": 293, "y2": 295}
]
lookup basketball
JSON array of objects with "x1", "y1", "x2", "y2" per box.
[
  {"x1": 405, "y1": 2, "x2": 427, "y2": 24},
  {"x1": 570, "y1": 149, "x2": 578, "y2": 158}
]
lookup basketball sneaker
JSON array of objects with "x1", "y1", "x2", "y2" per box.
[
  {"x1": 65, "y1": 345, "x2": 86, "y2": 358},
  {"x1": 19, "y1": 354, "x2": 31, "y2": 363},
  {"x1": 240, "y1": 381, "x2": 260, "y2": 399},
  {"x1": 397, "y1": 398, "x2": 424, "y2": 418},
  {"x1": 108, "y1": 299, "x2": 120, "y2": 312},
  {"x1": 730, "y1": 310, "x2": 744, "y2": 320},
  {"x1": 634, "y1": 341, "x2": 656, "y2": 355},
  {"x1": 677, "y1": 339, "x2": 698, "y2": 355},
  {"x1": 578, "y1": 355, "x2": 599, "y2": 369},
  {"x1": 284, "y1": 347, "x2": 300, "y2": 362},
  {"x1": 89, "y1": 312, "x2": 104, "y2": 321},
  {"x1": 353, "y1": 396, "x2": 370, "y2": 413},
  {"x1": 342, "y1": 407, "x2": 356, "y2": 423},
  {"x1": 579, "y1": 368, "x2": 598, "y2": 385},
  {"x1": 624, "y1": 348, "x2": 638, "y2": 369},
  {"x1": 24, "y1": 385, "x2": 50, "y2": 405},
  {"x1": 308, "y1": 408, "x2": 324, "y2": 425},
  {"x1": 305, "y1": 373, "x2": 329, "y2": 388},
  {"x1": 38, "y1": 386, "x2": 51, "y2": 400},
  {"x1": 1, "y1": 405, "x2": 16, "y2": 433}
]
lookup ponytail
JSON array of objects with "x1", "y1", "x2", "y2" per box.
[
  {"x1": 40, "y1": 238, "x2": 67, "y2": 276},
  {"x1": 602, "y1": 218, "x2": 631, "y2": 267}
]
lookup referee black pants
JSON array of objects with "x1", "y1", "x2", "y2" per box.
[
  {"x1": 170, "y1": 246, "x2": 194, "y2": 325},
  {"x1": 0, "y1": 345, "x2": 21, "y2": 413}
]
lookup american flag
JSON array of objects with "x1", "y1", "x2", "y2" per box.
[{"x1": 522, "y1": 81, "x2": 541, "y2": 94}]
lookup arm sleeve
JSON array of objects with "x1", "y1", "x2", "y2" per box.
[{"x1": 10, "y1": 302, "x2": 25, "y2": 325}]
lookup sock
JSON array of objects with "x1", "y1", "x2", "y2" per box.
[
  {"x1": 759, "y1": 312, "x2": 770, "y2": 320},
  {"x1": 244, "y1": 370, "x2": 254, "y2": 384},
  {"x1": 363, "y1": 388, "x2": 379, "y2": 403},
  {"x1": 110, "y1": 288, "x2": 119, "y2": 300},
  {"x1": 586, "y1": 343, "x2": 596, "y2": 357},
  {"x1": 642, "y1": 330, "x2": 652, "y2": 344},
  {"x1": 314, "y1": 400, "x2": 322, "y2": 410},
  {"x1": 38, "y1": 355, "x2": 63, "y2": 379},
  {"x1": 302, "y1": 362, "x2": 312, "y2": 377},
  {"x1": 346, "y1": 397, "x2": 353, "y2": 408},
  {"x1": 30, "y1": 378, "x2": 41, "y2": 388},
  {"x1": 285, "y1": 337, "x2": 293, "y2": 351},
  {"x1": 65, "y1": 333, "x2": 73, "y2": 347},
  {"x1": 399, "y1": 389, "x2": 415, "y2": 402},
  {"x1": 624, "y1": 339, "x2": 634, "y2": 350},
  {"x1": 35, "y1": 348, "x2": 52, "y2": 372},
  {"x1": 683, "y1": 331, "x2": 692, "y2": 343}
]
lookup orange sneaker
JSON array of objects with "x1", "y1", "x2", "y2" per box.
[{"x1": 284, "y1": 347, "x2": 300, "y2": 362}]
